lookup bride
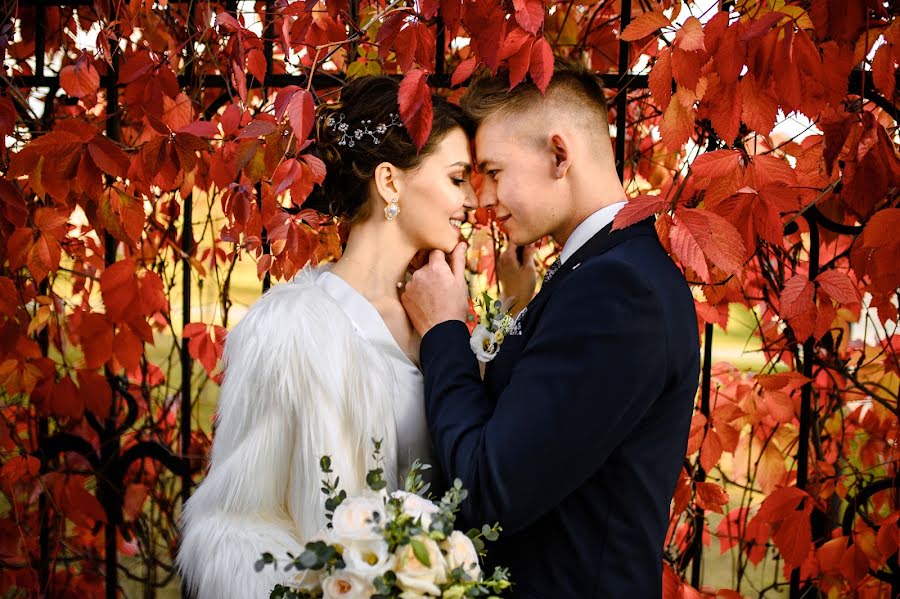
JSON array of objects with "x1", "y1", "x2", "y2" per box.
[{"x1": 177, "y1": 76, "x2": 476, "y2": 598}]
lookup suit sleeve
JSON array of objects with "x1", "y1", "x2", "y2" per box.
[{"x1": 420, "y1": 258, "x2": 667, "y2": 533}]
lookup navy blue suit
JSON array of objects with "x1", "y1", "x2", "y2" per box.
[{"x1": 420, "y1": 218, "x2": 700, "y2": 598}]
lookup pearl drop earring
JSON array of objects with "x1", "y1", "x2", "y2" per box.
[{"x1": 384, "y1": 198, "x2": 400, "y2": 221}]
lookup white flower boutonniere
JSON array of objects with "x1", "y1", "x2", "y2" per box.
[{"x1": 469, "y1": 292, "x2": 514, "y2": 363}]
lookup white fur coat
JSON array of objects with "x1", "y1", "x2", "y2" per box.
[{"x1": 177, "y1": 267, "x2": 400, "y2": 598}]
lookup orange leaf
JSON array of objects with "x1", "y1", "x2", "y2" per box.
[
  {"x1": 691, "y1": 150, "x2": 743, "y2": 180},
  {"x1": 648, "y1": 48, "x2": 673, "y2": 111},
  {"x1": 676, "y1": 208, "x2": 746, "y2": 276},
  {"x1": 612, "y1": 195, "x2": 667, "y2": 230},
  {"x1": 620, "y1": 10, "x2": 672, "y2": 41},
  {"x1": 772, "y1": 505, "x2": 813, "y2": 569},
  {"x1": 695, "y1": 481, "x2": 729, "y2": 513},
  {"x1": 675, "y1": 17, "x2": 705, "y2": 52}
]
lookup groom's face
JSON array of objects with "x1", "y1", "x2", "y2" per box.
[{"x1": 474, "y1": 112, "x2": 562, "y2": 246}]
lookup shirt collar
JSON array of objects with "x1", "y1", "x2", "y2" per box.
[{"x1": 560, "y1": 201, "x2": 627, "y2": 264}]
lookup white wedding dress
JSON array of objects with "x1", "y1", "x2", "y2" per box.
[{"x1": 177, "y1": 265, "x2": 430, "y2": 599}]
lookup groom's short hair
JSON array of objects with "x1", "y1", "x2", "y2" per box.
[{"x1": 460, "y1": 59, "x2": 610, "y2": 138}]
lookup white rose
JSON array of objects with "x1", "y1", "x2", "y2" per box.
[
  {"x1": 342, "y1": 538, "x2": 395, "y2": 579},
  {"x1": 392, "y1": 491, "x2": 440, "y2": 529},
  {"x1": 441, "y1": 531, "x2": 481, "y2": 581},
  {"x1": 331, "y1": 494, "x2": 385, "y2": 542},
  {"x1": 469, "y1": 324, "x2": 500, "y2": 362},
  {"x1": 321, "y1": 570, "x2": 375, "y2": 599},
  {"x1": 394, "y1": 535, "x2": 447, "y2": 597}
]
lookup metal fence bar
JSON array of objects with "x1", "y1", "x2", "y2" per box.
[{"x1": 614, "y1": 0, "x2": 631, "y2": 182}]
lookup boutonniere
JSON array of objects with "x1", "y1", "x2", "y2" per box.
[{"x1": 469, "y1": 292, "x2": 514, "y2": 363}]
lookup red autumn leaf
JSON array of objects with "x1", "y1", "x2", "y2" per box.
[
  {"x1": 672, "y1": 47, "x2": 702, "y2": 90},
  {"x1": 236, "y1": 119, "x2": 278, "y2": 140},
  {"x1": 183, "y1": 323, "x2": 226, "y2": 377},
  {"x1": 77, "y1": 369, "x2": 112, "y2": 417},
  {"x1": 0, "y1": 454, "x2": 40, "y2": 484},
  {"x1": 840, "y1": 543, "x2": 871, "y2": 584},
  {"x1": 648, "y1": 48, "x2": 673, "y2": 111},
  {"x1": 757, "y1": 372, "x2": 811, "y2": 392},
  {"x1": 513, "y1": 0, "x2": 544, "y2": 36},
  {"x1": 302, "y1": 153, "x2": 327, "y2": 185},
  {"x1": 674, "y1": 208, "x2": 746, "y2": 277},
  {"x1": 60, "y1": 58, "x2": 100, "y2": 99},
  {"x1": 780, "y1": 274, "x2": 815, "y2": 320},
  {"x1": 620, "y1": 10, "x2": 672, "y2": 41},
  {"x1": 685, "y1": 413, "x2": 707, "y2": 455},
  {"x1": 773, "y1": 505, "x2": 813, "y2": 569},
  {"x1": 101, "y1": 259, "x2": 140, "y2": 323},
  {"x1": 50, "y1": 375, "x2": 82, "y2": 421},
  {"x1": 815, "y1": 270, "x2": 859, "y2": 305},
  {"x1": 58, "y1": 475, "x2": 107, "y2": 528},
  {"x1": 499, "y1": 26, "x2": 533, "y2": 60},
  {"x1": 123, "y1": 483, "x2": 149, "y2": 521},
  {"x1": 659, "y1": 89, "x2": 695, "y2": 149},
  {"x1": 287, "y1": 89, "x2": 315, "y2": 143},
  {"x1": 76, "y1": 313, "x2": 115, "y2": 370},
  {"x1": 876, "y1": 513, "x2": 900, "y2": 558},
  {"x1": 715, "y1": 25, "x2": 746, "y2": 85},
  {"x1": 528, "y1": 38, "x2": 553, "y2": 94},
  {"x1": 695, "y1": 481, "x2": 729, "y2": 513},
  {"x1": 691, "y1": 150, "x2": 743, "y2": 180},
  {"x1": 699, "y1": 428, "x2": 723, "y2": 473},
  {"x1": 817, "y1": 535, "x2": 849, "y2": 574},
  {"x1": 398, "y1": 69, "x2": 433, "y2": 152},
  {"x1": 675, "y1": 17, "x2": 705, "y2": 52},
  {"x1": 87, "y1": 135, "x2": 130, "y2": 179},
  {"x1": 375, "y1": 11, "x2": 409, "y2": 59},
  {"x1": 612, "y1": 195, "x2": 667, "y2": 230},
  {"x1": 508, "y1": 38, "x2": 535, "y2": 90},
  {"x1": 0, "y1": 94, "x2": 15, "y2": 138},
  {"x1": 872, "y1": 44, "x2": 897, "y2": 100},
  {"x1": 451, "y1": 57, "x2": 477, "y2": 87}
]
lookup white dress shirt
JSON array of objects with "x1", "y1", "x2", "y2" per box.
[{"x1": 559, "y1": 201, "x2": 627, "y2": 264}]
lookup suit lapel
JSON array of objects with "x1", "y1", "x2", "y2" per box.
[
  {"x1": 542, "y1": 217, "x2": 656, "y2": 294},
  {"x1": 485, "y1": 217, "x2": 657, "y2": 390}
]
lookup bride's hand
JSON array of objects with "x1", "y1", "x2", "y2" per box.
[{"x1": 497, "y1": 242, "x2": 537, "y2": 316}]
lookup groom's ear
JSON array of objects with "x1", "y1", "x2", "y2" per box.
[
  {"x1": 373, "y1": 161, "x2": 403, "y2": 201},
  {"x1": 548, "y1": 132, "x2": 572, "y2": 179}
]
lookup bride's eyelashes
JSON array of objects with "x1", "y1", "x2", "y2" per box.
[{"x1": 450, "y1": 175, "x2": 468, "y2": 186}]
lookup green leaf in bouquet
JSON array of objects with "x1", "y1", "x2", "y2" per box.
[
  {"x1": 366, "y1": 467, "x2": 387, "y2": 491},
  {"x1": 298, "y1": 548, "x2": 320, "y2": 569},
  {"x1": 482, "y1": 524, "x2": 500, "y2": 542},
  {"x1": 410, "y1": 538, "x2": 431, "y2": 567},
  {"x1": 254, "y1": 551, "x2": 276, "y2": 572},
  {"x1": 319, "y1": 455, "x2": 332, "y2": 474},
  {"x1": 403, "y1": 460, "x2": 432, "y2": 494}
]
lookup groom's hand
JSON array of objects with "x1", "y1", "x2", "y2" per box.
[{"x1": 401, "y1": 242, "x2": 469, "y2": 337}]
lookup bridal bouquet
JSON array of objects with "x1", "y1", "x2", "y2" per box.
[{"x1": 260, "y1": 442, "x2": 511, "y2": 598}]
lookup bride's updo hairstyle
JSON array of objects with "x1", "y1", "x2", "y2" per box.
[{"x1": 307, "y1": 76, "x2": 472, "y2": 222}]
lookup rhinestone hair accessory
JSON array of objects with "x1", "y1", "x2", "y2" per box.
[{"x1": 326, "y1": 112, "x2": 403, "y2": 147}]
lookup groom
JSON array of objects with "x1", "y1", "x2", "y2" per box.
[{"x1": 401, "y1": 61, "x2": 700, "y2": 598}]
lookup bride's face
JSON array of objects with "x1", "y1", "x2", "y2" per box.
[{"x1": 397, "y1": 128, "x2": 476, "y2": 253}]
